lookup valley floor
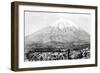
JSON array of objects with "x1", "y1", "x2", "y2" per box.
[{"x1": 24, "y1": 47, "x2": 90, "y2": 61}]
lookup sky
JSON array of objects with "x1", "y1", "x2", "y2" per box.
[{"x1": 25, "y1": 11, "x2": 91, "y2": 36}]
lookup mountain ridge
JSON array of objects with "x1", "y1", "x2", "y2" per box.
[{"x1": 25, "y1": 19, "x2": 90, "y2": 51}]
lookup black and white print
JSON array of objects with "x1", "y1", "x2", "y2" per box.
[{"x1": 24, "y1": 11, "x2": 90, "y2": 62}]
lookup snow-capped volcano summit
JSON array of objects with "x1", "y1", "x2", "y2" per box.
[{"x1": 50, "y1": 19, "x2": 79, "y2": 30}]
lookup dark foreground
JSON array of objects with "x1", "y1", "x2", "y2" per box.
[{"x1": 25, "y1": 47, "x2": 90, "y2": 61}]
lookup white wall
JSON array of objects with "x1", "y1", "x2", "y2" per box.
[{"x1": 0, "y1": 0, "x2": 99, "y2": 73}]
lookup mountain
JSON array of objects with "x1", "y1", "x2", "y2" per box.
[{"x1": 25, "y1": 19, "x2": 90, "y2": 52}]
